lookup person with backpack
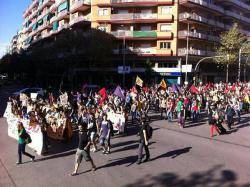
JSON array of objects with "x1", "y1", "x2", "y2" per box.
[
  {"x1": 16, "y1": 121, "x2": 35, "y2": 165},
  {"x1": 137, "y1": 119, "x2": 151, "y2": 165}
]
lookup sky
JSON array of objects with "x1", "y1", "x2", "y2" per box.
[{"x1": 0, "y1": 0, "x2": 31, "y2": 58}]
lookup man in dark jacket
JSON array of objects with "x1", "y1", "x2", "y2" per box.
[{"x1": 137, "y1": 120, "x2": 150, "y2": 165}]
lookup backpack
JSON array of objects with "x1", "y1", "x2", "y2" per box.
[
  {"x1": 24, "y1": 132, "x2": 32, "y2": 144},
  {"x1": 146, "y1": 124, "x2": 153, "y2": 139}
]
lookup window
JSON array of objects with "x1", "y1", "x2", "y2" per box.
[
  {"x1": 98, "y1": 8, "x2": 109, "y2": 16},
  {"x1": 160, "y1": 24, "x2": 172, "y2": 32},
  {"x1": 141, "y1": 26, "x2": 151, "y2": 31},
  {"x1": 161, "y1": 6, "x2": 172, "y2": 14},
  {"x1": 160, "y1": 42, "x2": 171, "y2": 49}
]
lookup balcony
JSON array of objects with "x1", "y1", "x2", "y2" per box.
[
  {"x1": 179, "y1": 12, "x2": 225, "y2": 29},
  {"x1": 50, "y1": 2, "x2": 59, "y2": 12},
  {"x1": 179, "y1": 0, "x2": 224, "y2": 14},
  {"x1": 58, "y1": 23, "x2": 69, "y2": 31},
  {"x1": 224, "y1": 10, "x2": 250, "y2": 24},
  {"x1": 69, "y1": 16, "x2": 91, "y2": 25},
  {"x1": 219, "y1": 0, "x2": 250, "y2": 11},
  {"x1": 110, "y1": 0, "x2": 174, "y2": 6},
  {"x1": 42, "y1": 32, "x2": 52, "y2": 38},
  {"x1": 178, "y1": 30, "x2": 220, "y2": 42},
  {"x1": 107, "y1": 13, "x2": 172, "y2": 23},
  {"x1": 39, "y1": 0, "x2": 55, "y2": 10},
  {"x1": 178, "y1": 48, "x2": 215, "y2": 56},
  {"x1": 57, "y1": 9, "x2": 69, "y2": 20},
  {"x1": 37, "y1": 22, "x2": 51, "y2": 32},
  {"x1": 113, "y1": 47, "x2": 158, "y2": 56},
  {"x1": 70, "y1": 0, "x2": 91, "y2": 13},
  {"x1": 50, "y1": 15, "x2": 58, "y2": 23},
  {"x1": 111, "y1": 30, "x2": 157, "y2": 39}
]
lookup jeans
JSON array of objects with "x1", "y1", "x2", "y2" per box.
[
  {"x1": 192, "y1": 111, "x2": 198, "y2": 122},
  {"x1": 138, "y1": 141, "x2": 150, "y2": 161},
  {"x1": 236, "y1": 110, "x2": 241, "y2": 123},
  {"x1": 18, "y1": 143, "x2": 34, "y2": 163},
  {"x1": 167, "y1": 110, "x2": 173, "y2": 122}
]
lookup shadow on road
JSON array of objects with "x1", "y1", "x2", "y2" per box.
[
  {"x1": 123, "y1": 165, "x2": 250, "y2": 187},
  {"x1": 150, "y1": 147, "x2": 192, "y2": 161},
  {"x1": 98, "y1": 155, "x2": 138, "y2": 169},
  {"x1": 111, "y1": 141, "x2": 156, "y2": 154}
]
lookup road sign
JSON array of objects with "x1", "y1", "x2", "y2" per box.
[
  {"x1": 118, "y1": 66, "x2": 131, "y2": 74},
  {"x1": 182, "y1": 65, "x2": 193, "y2": 73}
]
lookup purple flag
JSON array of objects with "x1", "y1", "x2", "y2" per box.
[
  {"x1": 172, "y1": 84, "x2": 181, "y2": 93},
  {"x1": 114, "y1": 86, "x2": 125, "y2": 99}
]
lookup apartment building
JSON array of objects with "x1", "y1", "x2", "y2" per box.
[{"x1": 15, "y1": 0, "x2": 250, "y2": 83}]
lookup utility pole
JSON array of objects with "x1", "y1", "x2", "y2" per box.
[{"x1": 185, "y1": 21, "x2": 190, "y2": 85}]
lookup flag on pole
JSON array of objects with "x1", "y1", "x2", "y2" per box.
[
  {"x1": 99, "y1": 88, "x2": 107, "y2": 105},
  {"x1": 135, "y1": 76, "x2": 143, "y2": 87},
  {"x1": 114, "y1": 86, "x2": 125, "y2": 99},
  {"x1": 189, "y1": 85, "x2": 199, "y2": 94},
  {"x1": 159, "y1": 79, "x2": 167, "y2": 89}
]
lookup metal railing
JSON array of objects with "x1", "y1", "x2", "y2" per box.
[
  {"x1": 178, "y1": 48, "x2": 215, "y2": 56},
  {"x1": 111, "y1": 13, "x2": 157, "y2": 20}
]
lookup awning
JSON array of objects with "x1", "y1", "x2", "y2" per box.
[
  {"x1": 57, "y1": 1, "x2": 68, "y2": 13},
  {"x1": 32, "y1": 23, "x2": 38, "y2": 31},
  {"x1": 38, "y1": 19, "x2": 43, "y2": 25},
  {"x1": 43, "y1": 14, "x2": 49, "y2": 22},
  {"x1": 39, "y1": 0, "x2": 43, "y2": 6},
  {"x1": 52, "y1": 21, "x2": 59, "y2": 31},
  {"x1": 26, "y1": 36, "x2": 33, "y2": 44}
]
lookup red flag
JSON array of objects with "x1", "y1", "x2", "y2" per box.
[
  {"x1": 203, "y1": 84, "x2": 210, "y2": 93},
  {"x1": 190, "y1": 85, "x2": 199, "y2": 94},
  {"x1": 231, "y1": 84, "x2": 236, "y2": 91},
  {"x1": 99, "y1": 88, "x2": 107, "y2": 105},
  {"x1": 130, "y1": 86, "x2": 138, "y2": 94},
  {"x1": 143, "y1": 86, "x2": 149, "y2": 93}
]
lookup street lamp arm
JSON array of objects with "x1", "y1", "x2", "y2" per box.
[{"x1": 194, "y1": 55, "x2": 227, "y2": 72}]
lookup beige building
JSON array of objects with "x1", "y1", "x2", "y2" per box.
[{"x1": 14, "y1": 0, "x2": 250, "y2": 83}]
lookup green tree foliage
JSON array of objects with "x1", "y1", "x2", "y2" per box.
[{"x1": 215, "y1": 24, "x2": 245, "y2": 82}]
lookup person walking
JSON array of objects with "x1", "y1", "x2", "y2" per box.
[
  {"x1": 16, "y1": 121, "x2": 35, "y2": 165},
  {"x1": 137, "y1": 120, "x2": 150, "y2": 165},
  {"x1": 70, "y1": 124, "x2": 96, "y2": 176},
  {"x1": 99, "y1": 115, "x2": 112, "y2": 154}
]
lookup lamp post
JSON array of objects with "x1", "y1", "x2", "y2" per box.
[
  {"x1": 193, "y1": 55, "x2": 229, "y2": 84},
  {"x1": 244, "y1": 56, "x2": 249, "y2": 82},
  {"x1": 121, "y1": 25, "x2": 126, "y2": 88},
  {"x1": 185, "y1": 18, "x2": 190, "y2": 85},
  {"x1": 238, "y1": 39, "x2": 250, "y2": 82}
]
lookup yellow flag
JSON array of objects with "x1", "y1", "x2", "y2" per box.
[
  {"x1": 159, "y1": 79, "x2": 167, "y2": 89},
  {"x1": 135, "y1": 76, "x2": 143, "y2": 87}
]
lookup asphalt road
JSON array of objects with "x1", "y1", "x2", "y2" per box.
[{"x1": 0, "y1": 85, "x2": 250, "y2": 187}]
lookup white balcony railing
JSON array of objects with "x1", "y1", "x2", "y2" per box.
[
  {"x1": 179, "y1": 12, "x2": 225, "y2": 29},
  {"x1": 113, "y1": 47, "x2": 157, "y2": 55},
  {"x1": 111, "y1": 13, "x2": 157, "y2": 20},
  {"x1": 58, "y1": 23, "x2": 69, "y2": 31},
  {"x1": 70, "y1": 16, "x2": 90, "y2": 25},
  {"x1": 70, "y1": 0, "x2": 91, "y2": 11},
  {"x1": 111, "y1": 30, "x2": 133, "y2": 37},
  {"x1": 57, "y1": 9, "x2": 69, "y2": 19},
  {"x1": 227, "y1": 0, "x2": 250, "y2": 11},
  {"x1": 178, "y1": 48, "x2": 215, "y2": 56}
]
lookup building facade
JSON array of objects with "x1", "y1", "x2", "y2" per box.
[{"x1": 13, "y1": 0, "x2": 250, "y2": 83}]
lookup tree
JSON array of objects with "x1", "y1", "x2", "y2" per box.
[{"x1": 215, "y1": 24, "x2": 245, "y2": 82}]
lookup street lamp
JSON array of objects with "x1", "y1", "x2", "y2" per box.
[
  {"x1": 185, "y1": 16, "x2": 190, "y2": 85},
  {"x1": 121, "y1": 25, "x2": 126, "y2": 88},
  {"x1": 238, "y1": 39, "x2": 250, "y2": 82}
]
